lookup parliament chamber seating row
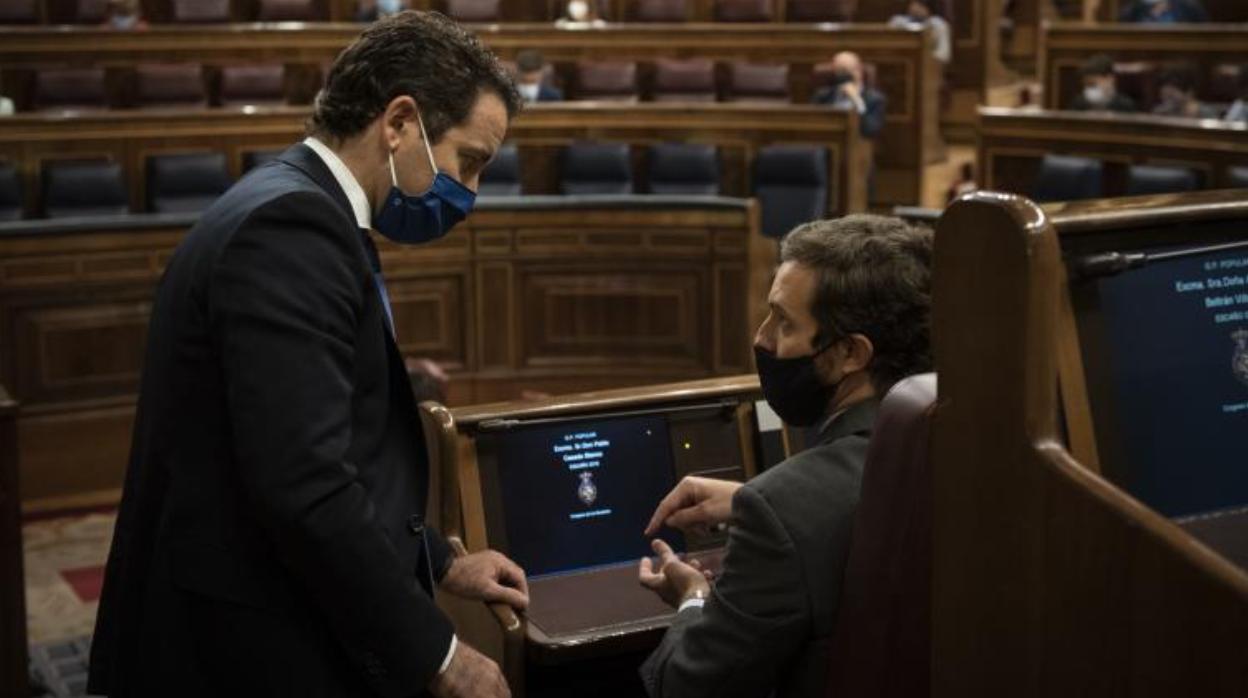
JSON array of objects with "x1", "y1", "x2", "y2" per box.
[
  {"x1": 0, "y1": 141, "x2": 831, "y2": 240},
  {"x1": 2, "y1": 57, "x2": 877, "y2": 112},
  {"x1": 1043, "y1": 23, "x2": 1248, "y2": 112},
  {"x1": 0, "y1": 23, "x2": 937, "y2": 207},
  {"x1": 978, "y1": 107, "x2": 1248, "y2": 201},
  {"x1": 1, "y1": 0, "x2": 864, "y2": 25}
]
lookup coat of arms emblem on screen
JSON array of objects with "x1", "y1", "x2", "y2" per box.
[
  {"x1": 1233, "y1": 329, "x2": 1248, "y2": 389},
  {"x1": 577, "y1": 471, "x2": 598, "y2": 506}
]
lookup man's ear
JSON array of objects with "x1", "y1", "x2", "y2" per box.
[
  {"x1": 820, "y1": 333, "x2": 874, "y2": 379},
  {"x1": 382, "y1": 95, "x2": 420, "y2": 150}
]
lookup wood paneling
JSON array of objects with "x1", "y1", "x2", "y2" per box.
[
  {"x1": 0, "y1": 103, "x2": 868, "y2": 215},
  {"x1": 0, "y1": 198, "x2": 774, "y2": 507},
  {"x1": 1041, "y1": 23, "x2": 1248, "y2": 111},
  {"x1": 932, "y1": 191, "x2": 1248, "y2": 695},
  {"x1": 977, "y1": 107, "x2": 1248, "y2": 196},
  {"x1": 0, "y1": 22, "x2": 934, "y2": 206}
]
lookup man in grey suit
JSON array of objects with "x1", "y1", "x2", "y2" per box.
[{"x1": 637, "y1": 214, "x2": 934, "y2": 698}]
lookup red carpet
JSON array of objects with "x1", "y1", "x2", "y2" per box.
[{"x1": 60, "y1": 565, "x2": 105, "y2": 603}]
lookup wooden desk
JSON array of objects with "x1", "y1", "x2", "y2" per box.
[
  {"x1": 932, "y1": 190, "x2": 1248, "y2": 693},
  {"x1": 0, "y1": 22, "x2": 937, "y2": 207},
  {"x1": 1041, "y1": 22, "x2": 1248, "y2": 110},
  {"x1": 0, "y1": 197, "x2": 775, "y2": 511},
  {"x1": 0, "y1": 103, "x2": 868, "y2": 217},
  {"x1": 977, "y1": 107, "x2": 1248, "y2": 196},
  {"x1": 0, "y1": 383, "x2": 26, "y2": 698}
]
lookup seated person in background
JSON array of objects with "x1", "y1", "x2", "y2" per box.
[
  {"x1": 0, "y1": 93, "x2": 12, "y2": 117},
  {"x1": 1070, "y1": 54, "x2": 1137, "y2": 113},
  {"x1": 101, "y1": 0, "x2": 148, "y2": 30},
  {"x1": 1153, "y1": 64, "x2": 1220, "y2": 118},
  {"x1": 515, "y1": 50, "x2": 564, "y2": 103},
  {"x1": 355, "y1": 0, "x2": 410, "y2": 22},
  {"x1": 812, "y1": 52, "x2": 887, "y2": 139},
  {"x1": 1118, "y1": 0, "x2": 1208, "y2": 23},
  {"x1": 556, "y1": 0, "x2": 607, "y2": 26},
  {"x1": 1224, "y1": 65, "x2": 1248, "y2": 123},
  {"x1": 637, "y1": 214, "x2": 933, "y2": 698},
  {"x1": 889, "y1": 0, "x2": 952, "y2": 65}
]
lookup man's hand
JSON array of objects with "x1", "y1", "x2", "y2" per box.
[
  {"x1": 440, "y1": 550, "x2": 529, "y2": 611},
  {"x1": 638, "y1": 539, "x2": 712, "y2": 608},
  {"x1": 429, "y1": 641, "x2": 509, "y2": 698},
  {"x1": 644, "y1": 476, "x2": 742, "y2": 537}
]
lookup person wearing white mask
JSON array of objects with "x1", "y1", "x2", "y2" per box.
[
  {"x1": 1070, "y1": 54, "x2": 1136, "y2": 113},
  {"x1": 101, "y1": 0, "x2": 148, "y2": 31},
  {"x1": 355, "y1": 0, "x2": 409, "y2": 22},
  {"x1": 514, "y1": 50, "x2": 563, "y2": 103},
  {"x1": 556, "y1": 0, "x2": 607, "y2": 26}
]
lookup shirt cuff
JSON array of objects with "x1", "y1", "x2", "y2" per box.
[
  {"x1": 677, "y1": 597, "x2": 706, "y2": 613},
  {"x1": 438, "y1": 634, "x2": 458, "y2": 675}
]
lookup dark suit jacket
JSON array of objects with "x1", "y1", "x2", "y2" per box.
[
  {"x1": 88, "y1": 143, "x2": 455, "y2": 698},
  {"x1": 640, "y1": 399, "x2": 878, "y2": 698},
  {"x1": 1070, "y1": 92, "x2": 1137, "y2": 113},
  {"x1": 812, "y1": 86, "x2": 888, "y2": 139},
  {"x1": 1119, "y1": 0, "x2": 1208, "y2": 22}
]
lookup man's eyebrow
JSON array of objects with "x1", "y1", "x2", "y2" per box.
[{"x1": 769, "y1": 301, "x2": 790, "y2": 320}]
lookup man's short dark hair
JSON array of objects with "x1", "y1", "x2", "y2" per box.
[
  {"x1": 1081, "y1": 53, "x2": 1115, "y2": 78},
  {"x1": 516, "y1": 49, "x2": 546, "y2": 74},
  {"x1": 780, "y1": 214, "x2": 933, "y2": 392},
  {"x1": 310, "y1": 11, "x2": 520, "y2": 143}
]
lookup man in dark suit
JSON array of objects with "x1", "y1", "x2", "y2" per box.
[
  {"x1": 637, "y1": 215, "x2": 934, "y2": 698},
  {"x1": 515, "y1": 49, "x2": 564, "y2": 103},
  {"x1": 1118, "y1": 0, "x2": 1208, "y2": 23},
  {"x1": 812, "y1": 51, "x2": 887, "y2": 140},
  {"x1": 89, "y1": 12, "x2": 526, "y2": 698}
]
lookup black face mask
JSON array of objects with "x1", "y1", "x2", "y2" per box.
[{"x1": 753, "y1": 343, "x2": 839, "y2": 427}]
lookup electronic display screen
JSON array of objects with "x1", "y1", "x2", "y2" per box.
[
  {"x1": 1085, "y1": 246, "x2": 1248, "y2": 517},
  {"x1": 477, "y1": 414, "x2": 684, "y2": 578}
]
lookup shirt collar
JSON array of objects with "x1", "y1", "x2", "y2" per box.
[{"x1": 303, "y1": 136, "x2": 372, "y2": 230}]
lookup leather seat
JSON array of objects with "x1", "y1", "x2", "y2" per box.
[
  {"x1": 1228, "y1": 167, "x2": 1248, "y2": 189},
  {"x1": 825, "y1": 373, "x2": 937, "y2": 698},
  {"x1": 1030, "y1": 155, "x2": 1103, "y2": 203},
  {"x1": 135, "y1": 64, "x2": 207, "y2": 109},
  {"x1": 146, "y1": 152, "x2": 233, "y2": 214},
  {"x1": 753, "y1": 145, "x2": 827, "y2": 238},
  {"x1": 446, "y1": 0, "x2": 502, "y2": 21},
  {"x1": 574, "y1": 61, "x2": 639, "y2": 102},
  {"x1": 1125, "y1": 165, "x2": 1199, "y2": 196},
  {"x1": 0, "y1": 0, "x2": 38, "y2": 23},
  {"x1": 256, "y1": 0, "x2": 320, "y2": 20},
  {"x1": 787, "y1": 0, "x2": 854, "y2": 21},
  {"x1": 715, "y1": 0, "x2": 773, "y2": 21},
  {"x1": 652, "y1": 59, "x2": 717, "y2": 102},
  {"x1": 42, "y1": 160, "x2": 130, "y2": 218},
  {"x1": 479, "y1": 144, "x2": 521, "y2": 197},
  {"x1": 171, "y1": 0, "x2": 231, "y2": 22},
  {"x1": 219, "y1": 65, "x2": 287, "y2": 107},
  {"x1": 631, "y1": 0, "x2": 688, "y2": 20},
  {"x1": 647, "y1": 143, "x2": 720, "y2": 195},
  {"x1": 0, "y1": 162, "x2": 23, "y2": 222},
  {"x1": 1111, "y1": 62, "x2": 1158, "y2": 111},
  {"x1": 726, "y1": 62, "x2": 790, "y2": 103},
  {"x1": 243, "y1": 149, "x2": 284, "y2": 172},
  {"x1": 560, "y1": 143, "x2": 633, "y2": 195},
  {"x1": 34, "y1": 68, "x2": 108, "y2": 111}
]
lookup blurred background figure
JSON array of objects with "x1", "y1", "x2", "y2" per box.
[
  {"x1": 1070, "y1": 54, "x2": 1137, "y2": 113},
  {"x1": 1224, "y1": 65, "x2": 1248, "y2": 123},
  {"x1": 355, "y1": 0, "x2": 410, "y2": 22},
  {"x1": 813, "y1": 51, "x2": 887, "y2": 139},
  {"x1": 515, "y1": 49, "x2": 564, "y2": 102},
  {"x1": 557, "y1": 0, "x2": 607, "y2": 26},
  {"x1": 101, "y1": 0, "x2": 148, "y2": 30},
  {"x1": 1153, "y1": 64, "x2": 1219, "y2": 118},
  {"x1": 889, "y1": 0, "x2": 951, "y2": 65},
  {"x1": 1118, "y1": 0, "x2": 1208, "y2": 23}
]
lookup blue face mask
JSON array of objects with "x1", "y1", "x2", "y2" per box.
[
  {"x1": 377, "y1": 0, "x2": 402, "y2": 15},
  {"x1": 372, "y1": 111, "x2": 476, "y2": 245}
]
